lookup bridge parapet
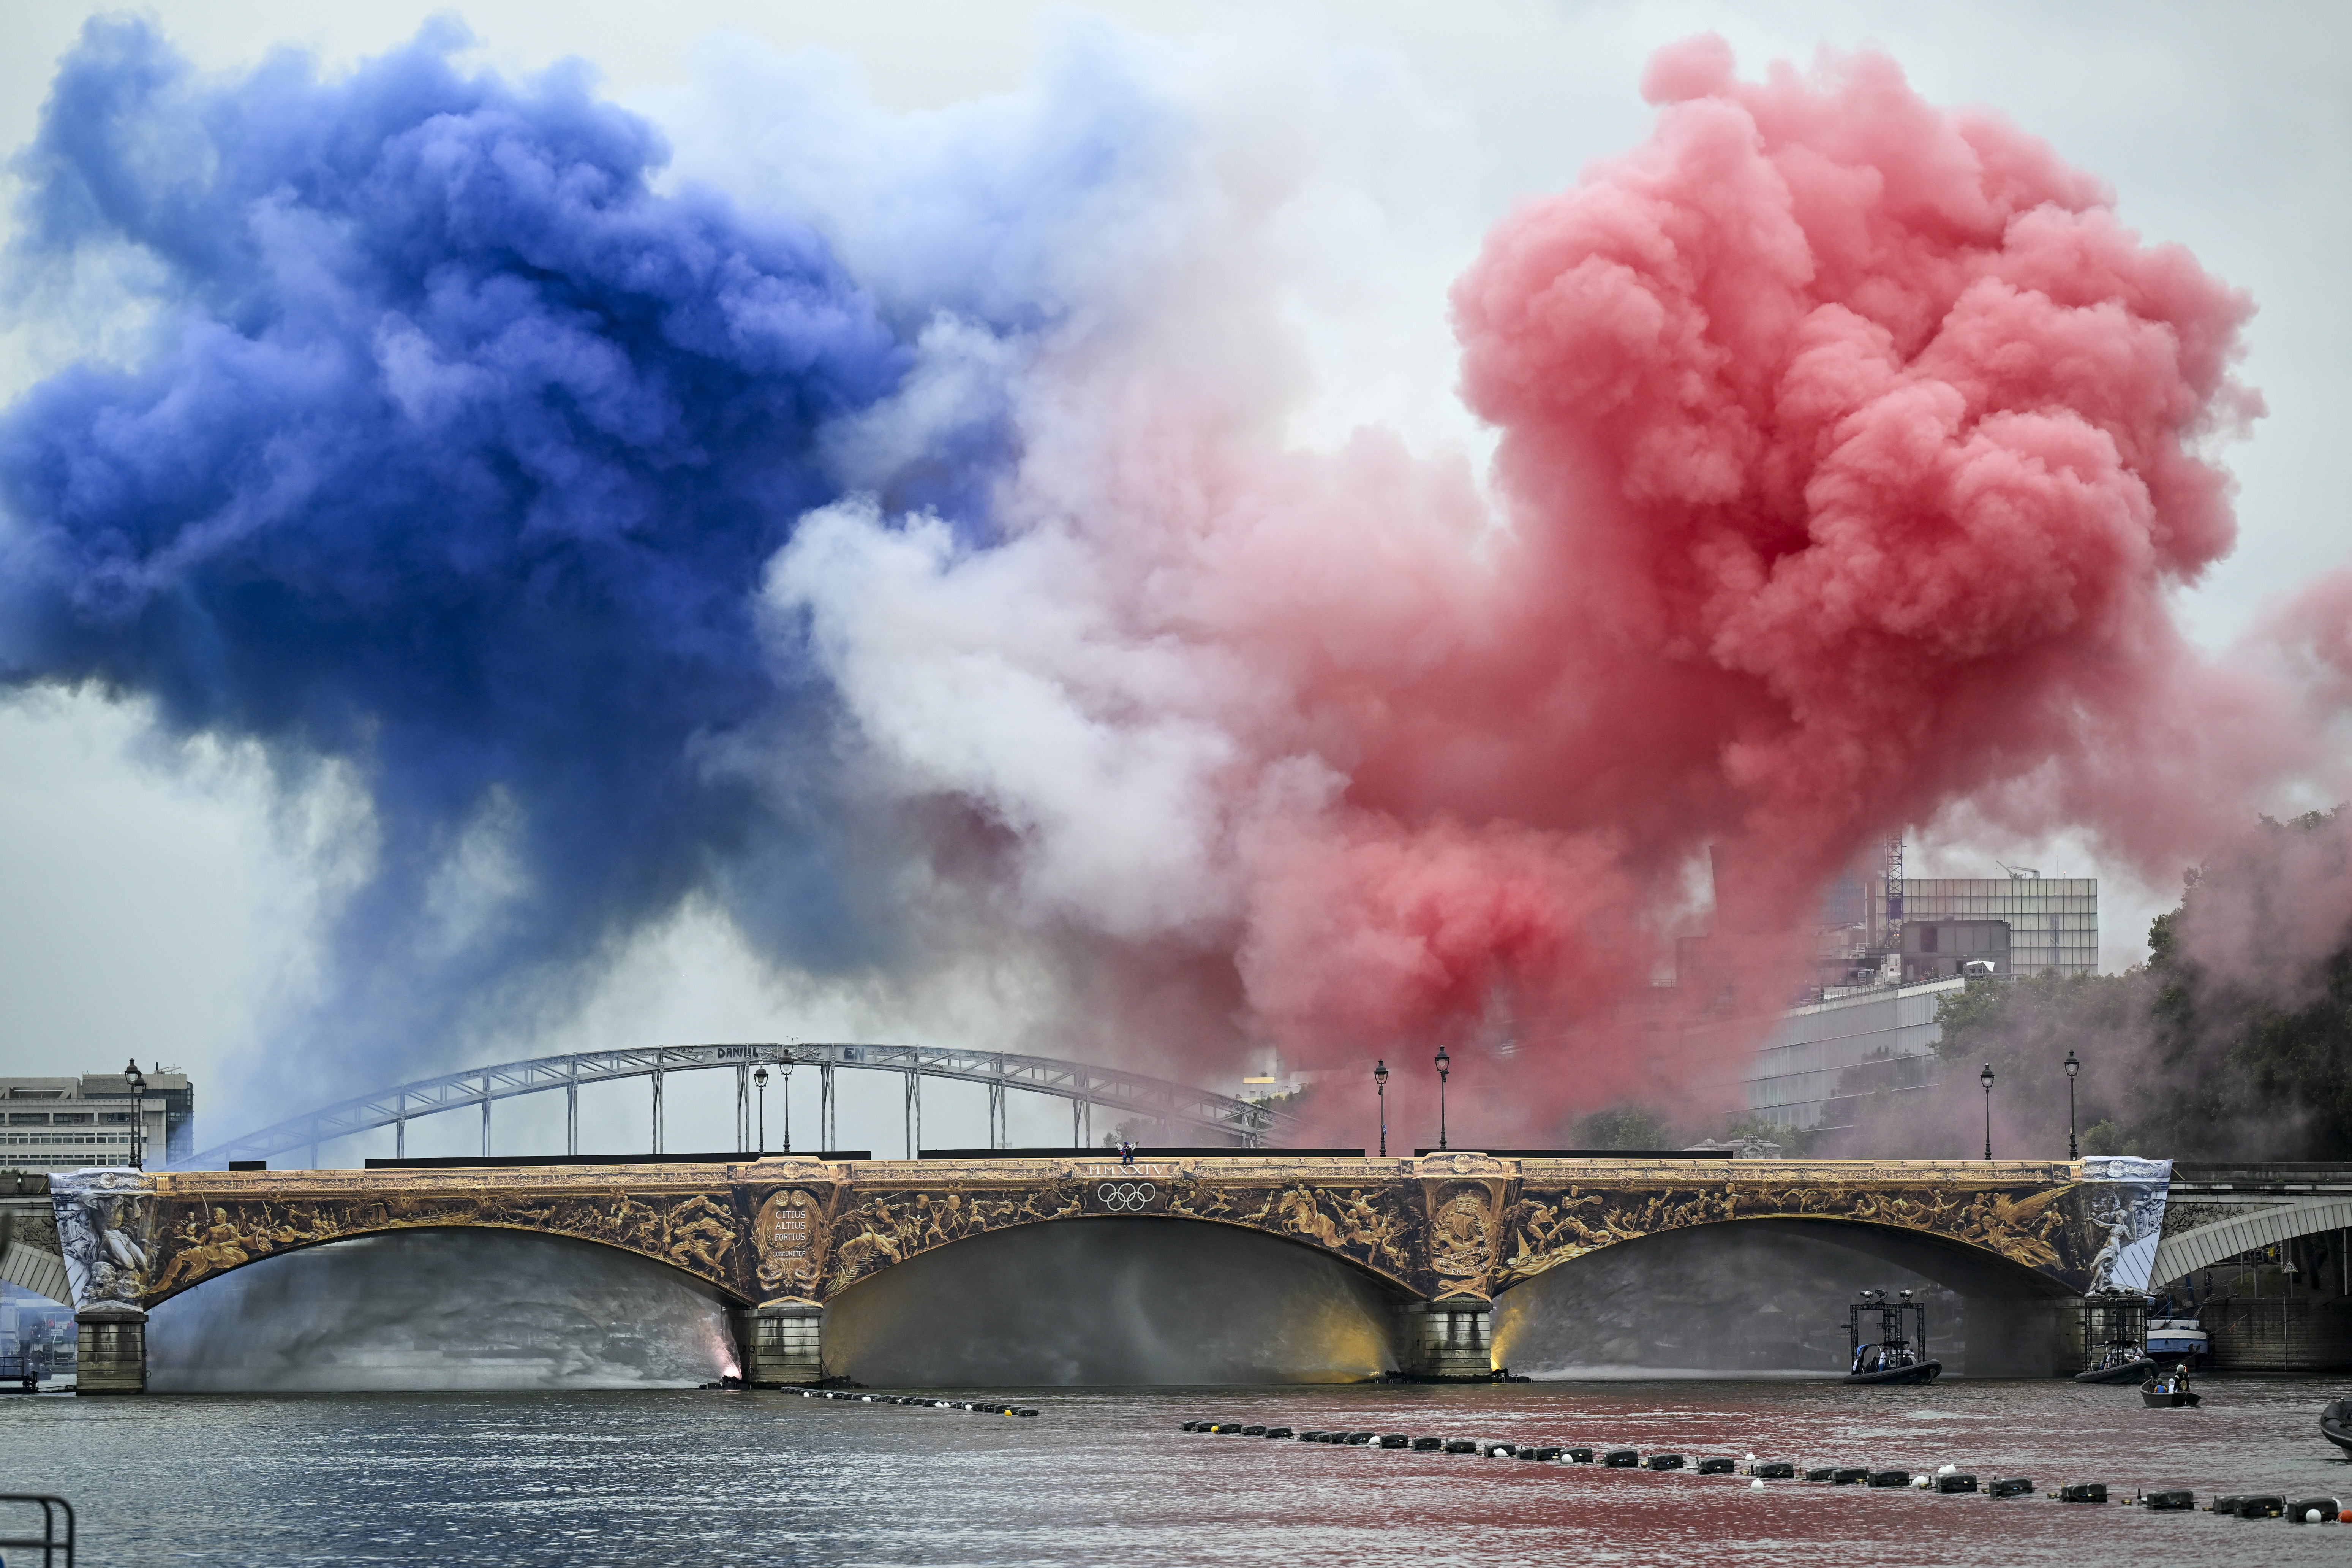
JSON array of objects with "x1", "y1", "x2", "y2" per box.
[{"x1": 47, "y1": 1152, "x2": 2172, "y2": 1388}]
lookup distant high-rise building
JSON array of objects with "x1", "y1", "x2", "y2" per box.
[
  {"x1": 0, "y1": 1069, "x2": 193, "y2": 1172},
  {"x1": 1874, "y1": 874, "x2": 2098, "y2": 978},
  {"x1": 1713, "y1": 869, "x2": 2099, "y2": 1132}
]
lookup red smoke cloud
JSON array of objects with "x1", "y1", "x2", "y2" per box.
[
  {"x1": 1283, "y1": 38, "x2": 2268, "y2": 1102},
  {"x1": 787, "y1": 37, "x2": 2289, "y2": 1138}
]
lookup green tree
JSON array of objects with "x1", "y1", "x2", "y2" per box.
[{"x1": 1571, "y1": 1104, "x2": 1672, "y2": 1149}]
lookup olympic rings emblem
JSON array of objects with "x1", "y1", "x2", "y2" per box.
[{"x1": 1096, "y1": 1181, "x2": 1157, "y2": 1212}]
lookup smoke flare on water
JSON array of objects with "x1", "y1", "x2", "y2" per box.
[{"x1": 0, "y1": 17, "x2": 2333, "y2": 1135}]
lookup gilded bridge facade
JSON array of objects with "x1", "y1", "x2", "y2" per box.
[{"x1": 47, "y1": 1152, "x2": 2166, "y2": 1391}]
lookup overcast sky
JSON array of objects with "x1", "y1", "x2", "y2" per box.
[{"x1": 0, "y1": 1, "x2": 2344, "y2": 1143}]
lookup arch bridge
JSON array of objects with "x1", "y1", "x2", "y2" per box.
[
  {"x1": 178, "y1": 1042, "x2": 1298, "y2": 1170},
  {"x1": 47, "y1": 1151, "x2": 2178, "y2": 1391}
]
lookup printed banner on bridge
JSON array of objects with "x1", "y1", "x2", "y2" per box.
[{"x1": 2077, "y1": 1156, "x2": 2172, "y2": 1294}]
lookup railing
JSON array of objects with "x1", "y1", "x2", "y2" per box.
[
  {"x1": 178, "y1": 1042, "x2": 1300, "y2": 1169},
  {"x1": 0, "y1": 1495, "x2": 74, "y2": 1567}
]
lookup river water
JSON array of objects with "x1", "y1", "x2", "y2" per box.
[{"x1": 8, "y1": 1377, "x2": 2352, "y2": 1566}]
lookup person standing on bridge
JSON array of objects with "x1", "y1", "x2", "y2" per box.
[{"x1": 1119, "y1": 1140, "x2": 1135, "y2": 1167}]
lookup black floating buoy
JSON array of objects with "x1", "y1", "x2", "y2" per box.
[
  {"x1": 1180, "y1": 1421, "x2": 1200, "y2": 1431},
  {"x1": 1345, "y1": 1432, "x2": 1375, "y2": 1446},
  {"x1": 1298, "y1": 1429, "x2": 1325, "y2": 1442},
  {"x1": 1239, "y1": 1424, "x2": 1267, "y2": 1437},
  {"x1": 1523, "y1": 1447, "x2": 1563, "y2": 1462},
  {"x1": 1015, "y1": 1408, "x2": 1039, "y2": 1417},
  {"x1": 2288, "y1": 1496, "x2": 2343, "y2": 1523},
  {"x1": 1412, "y1": 1437, "x2": 1443, "y2": 1452},
  {"x1": 1696, "y1": 1458, "x2": 1736, "y2": 1475},
  {"x1": 2056, "y1": 1482, "x2": 2107, "y2": 1504},
  {"x1": 2233, "y1": 1495, "x2": 2287, "y2": 1519},
  {"x1": 1645, "y1": 1454, "x2": 1684, "y2": 1472},
  {"x1": 1936, "y1": 1474, "x2": 1978, "y2": 1495},
  {"x1": 1560, "y1": 1448, "x2": 1593, "y2": 1464},
  {"x1": 1380, "y1": 1435, "x2": 1410, "y2": 1449},
  {"x1": 1986, "y1": 1478, "x2": 2034, "y2": 1498},
  {"x1": 1438, "y1": 1439, "x2": 1473, "y2": 1455},
  {"x1": 1262, "y1": 1427, "x2": 1293, "y2": 1440},
  {"x1": 1830, "y1": 1468, "x2": 1869, "y2": 1486},
  {"x1": 1751, "y1": 1462, "x2": 1796, "y2": 1480},
  {"x1": 1603, "y1": 1449, "x2": 1639, "y2": 1468},
  {"x1": 2139, "y1": 1489, "x2": 2192, "y2": 1510},
  {"x1": 1869, "y1": 1470, "x2": 1911, "y2": 1489},
  {"x1": 1803, "y1": 1467, "x2": 1835, "y2": 1482}
]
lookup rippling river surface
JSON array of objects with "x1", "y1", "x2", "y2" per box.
[{"x1": 10, "y1": 1377, "x2": 2352, "y2": 1566}]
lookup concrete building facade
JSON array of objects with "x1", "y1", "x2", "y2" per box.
[
  {"x1": 1736, "y1": 978, "x2": 1963, "y2": 1133},
  {"x1": 1, "y1": 1070, "x2": 193, "y2": 1172}
]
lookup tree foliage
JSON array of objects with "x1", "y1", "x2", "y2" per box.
[{"x1": 1930, "y1": 810, "x2": 2352, "y2": 1161}]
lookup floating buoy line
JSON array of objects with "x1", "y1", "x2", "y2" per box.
[
  {"x1": 1175, "y1": 1423, "x2": 2349, "y2": 1521},
  {"x1": 748, "y1": 1387, "x2": 1039, "y2": 1416}
]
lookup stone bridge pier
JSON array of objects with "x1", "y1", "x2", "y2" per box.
[{"x1": 32, "y1": 1152, "x2": 2189, "y2": 1388}]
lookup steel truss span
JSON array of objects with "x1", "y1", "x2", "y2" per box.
[{"x1": 175, "y1": 1043, "x2": 1296, "y2": 1169}]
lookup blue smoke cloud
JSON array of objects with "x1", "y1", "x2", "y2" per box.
[{"x1": 0, "y1": 18, "x2": 1004, "y2": 1088}]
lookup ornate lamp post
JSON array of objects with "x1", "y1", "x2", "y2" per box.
[
  {"x1": 2064, "y1": 1050, "x2": 2081, "y2": 1159},
  {"x1": 1434, "y1": 1045, "x2": 1451, "y2": 1152},
  {"x1": 754, "y1": 1065, "x2": 768, "y2": 1155},
  {"x1": 1980, "y1": 1063, "x2": 1995, "y2": 1161},
  {"x1": 123, "y1": 1058, "x2": 147, "y2": 1170},
  {"x1": 780, "y1": 1057, "x2": 794, "y2": 1154},
  {"x1": 1374, "y1": 1060, "x2": 1389, "y2": 1157}
]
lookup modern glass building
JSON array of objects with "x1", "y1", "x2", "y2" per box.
[{"x1": 1873, "y1": 876, "x2": 2098, "y2": 977}]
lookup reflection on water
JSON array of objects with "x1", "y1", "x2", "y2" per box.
[
  {"x1": 6, "y1": 1378, "x2": 2350, "y2": 1566},
  {"x1": 148, "y1": 1230, "x2": 735, "y2": 1391}
]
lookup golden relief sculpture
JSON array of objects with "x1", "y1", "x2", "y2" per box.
[
  {"x1": 73, "y1": 1156, "x2": 2135, "y2": 1315},
  {"x1": 136, "y1": 1179, "x2": 746, "y2": 1304}
]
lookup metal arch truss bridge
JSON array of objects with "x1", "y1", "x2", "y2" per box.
[{"x1": 178, "y1": 1043, "x2": 1298, "y2": 1170}]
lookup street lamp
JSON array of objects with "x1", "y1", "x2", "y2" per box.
[
  {"x1": 1434, "y1": 1045, "x2": 1451, "y2": 1152},
  {"x1": 780, "y1": 1056, "x2": 794, "y2": 1155},
  {"x1": 2064, "y1": 1050, "x2": 2080, "y2": 1159},
  {"x1": 754, "y1": 1065, "x2": 768, "y2": 1155},
  {"x1": 1979, "y1": 1064, "x2": 1995, "y2": 1161},
  {"x1": 123, "y1": 1058, "x2": 147, "y2": 1170},
  {"x1": 1373, "y1": 1060, "x2": 1389, "y2": 1158}
]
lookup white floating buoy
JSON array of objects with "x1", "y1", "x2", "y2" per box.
[
  {"x1": 1744, "y1": 1452, "x2": 1756, "y2": 1462},
  {"x1": 1750, "y1": 1479, "x2": 1766, "y2": 1490},
  {"x1": 1911, "y1": 1476, "x2": 1931, "y2": 1489},
  {"x1": 1937, "y1": 1462, "x2": 1958, "y2": 1476},
  {"x1": 2311, "y1": 1509, "x2": 2326, "y2": 1523}
]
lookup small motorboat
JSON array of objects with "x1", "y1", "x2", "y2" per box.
[
  {"x1": 2321, "y1": 1397, "x2": 2352, "y2": 1457},
  {"x1": 1843, "y1": 1289, "x2": 1941, "y2": 1385},
  {"x1": 1845, "y1": 1342, "x2": 1941, "y2": 1385},
  {"x1": 2145, "y1": 1317, "x2": 2209, "y2": 1366},
  {"x1": 2075, "y1": 1340, "x2": 2158, "y2": 1385},
  {"x1": 2139, "y1": 1366, "x2": 2201, "y2": 1408}
]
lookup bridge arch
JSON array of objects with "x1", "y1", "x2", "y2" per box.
[
  {"x1": 820, "y1": 1212, "x2": 1413, "y2": 1385},
  {"x1": 1491, "y1": 1214, "x2": 2079, "y2": 1378},
  {"x1": 143, "y1": 1211, "x2": 755, "y2": 1312},
  {"x1": 181, "y1": 1043, "x2": 1298, "y2": 1169},
  {"x1": 2152, "y1": 1197, "x2": 2352, "y2": 1283}
]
